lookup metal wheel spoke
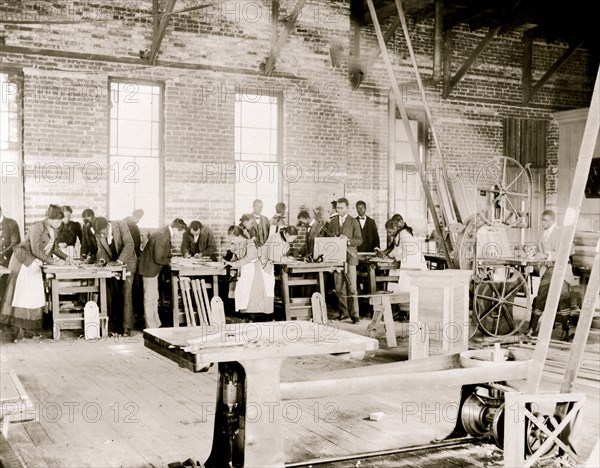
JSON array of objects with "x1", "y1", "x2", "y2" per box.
[
  {"x1": 505, "y1": 167, "x2": 525, "y2": 191},
  {"x1": 505, "y1": 278, "x2": 526, "y2": 298},
  {"x1": 488, "y1": 279, "x2": 502, "y2": 297},
  {"x1": 479, "y1": 301, "x2": 502, "y2": 321},
  {"x1": 504, "y1": 300, "x2": 526, "y2": 309},
  {"x1": 504, "y1": 190, "x2": 529, "y2": 198},
  {"x1": 505, "y1": 196, "x2": 520, "y2": 217},
  {"x1": 504, "y1": 307, "x2": 516, "y2": 329},
  {"x1": 493, "y1": 307, "x2": 503, "y2": 335},
  {"x1": 477, "y1": 294, "x2": 501, "y2": 303}
]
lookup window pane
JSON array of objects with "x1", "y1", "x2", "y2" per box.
[
  {"x1": 110, "y1": 81, "x2": 162, "y2": 227},
  {"x1": 234, "y1": 94, "x2": 280, "y2": 221},
  {"x1": 241, "y1": 102, "x2": 271, "y2": 128},
  {"x1": 240, "y1": 127, "x2": 271, "y2": 155},
  {"x1": 117, "y1": 120, "x2": 153, "y2": 149}
]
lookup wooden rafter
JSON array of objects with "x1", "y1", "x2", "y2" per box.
[
  {"x1": 365, "y1": 0, "x2": 455, "y2": 268},
  {"x1": 264, "y1": 0, "x2": 307, "y2": 77},
  {"x1": 351, "y1": 16, "x2": 400, "y2": 89},
  {"x1": 522, "y1": 38, "x2": 586, "y2": 103},
  {"x1": 149, "y1": 0, "x2": 177, "y2": 65},
  {"x1": 442, "y1": 26, "x2": 500, "y2": 98}
]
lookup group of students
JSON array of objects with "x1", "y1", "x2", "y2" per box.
[
  {"x1": 0, "y1": 197, "x2": 423, "y2": 339},
  {"x1": 225, "y1": 197, "x2": 424, "y2": 323},
  {"x1": 0, "y1": 205, "x2": 146, "y2": 339}
]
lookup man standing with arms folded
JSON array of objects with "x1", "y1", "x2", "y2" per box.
[
  {"x1": 138, "y1": 218, "x2": 186, "y2": 328},
  {"x1": 326, "y1": 198, "x2": 362, "y2": 323}
]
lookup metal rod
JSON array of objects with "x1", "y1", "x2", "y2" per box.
[{"x1": 286, "y1": 437, "x2": 481, "y2": 467}]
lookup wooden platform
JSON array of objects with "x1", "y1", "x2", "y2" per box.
[{"x1": 0, "y1": 324, "x2": 598, "y2": 467}]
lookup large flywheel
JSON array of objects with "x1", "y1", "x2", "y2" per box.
[{"x1": 475, "y1": 156, "x2": 532, "y2": 228}]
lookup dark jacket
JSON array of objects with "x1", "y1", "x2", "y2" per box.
[
  {"x1": 357, "y1": 216, "x2": 380, "y2": 252},
  {"x1": 325, "y1": 216, "x2": 363, "y2": 265},
  {"x1": 298, "y1": 220, "x2": 324, "y2": 258},
  {"x1": 249, "y1": 214, "x2": 270, "y2": 247},
  {"x1": 81, "y1": 222, "x2": 98, "y2": 259},
  {"x1": 13, "y1": 220, "x2": 67, "y2": 267},
  {"x1": 0, "y1": 216, "x2": 21, "y2": 267},
  {"x1": 56, "y1": 221, "x2": 82, "y2": 246},
  {"x1": 124, "y1": 216, "x2": 142, "y2": 257},
  {"x1": 138, "y1": 226, "x2": 172, "y2": 277},
  {"x1": 180, "y1": 227, "x2": 217, "y2": 259},
  {"x1": 94, "y1": 220, "x2": 137, "y2": 273}
]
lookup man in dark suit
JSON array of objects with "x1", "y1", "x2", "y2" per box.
[
  {"x1": 249, "y1": 199, "x2": 270, "y2": 247},
  {"x1": 93, "y1": 217, "x2": 137, "y2": 335},
  {"x1": 138, "y1": 218, "x2": 186, "y2": 328},
  {"x1": 124, "y1": 209, "x2": 144, "y2": 258},
  {"x1": 80, "y1": 208, "x2": 98, "y2": 261},
  {"x1": 356, "y1": 201, "x2": 380, "y2": 252},
  {"x1": 325, "y1": 198, "x2": 362, "y2": 323},
  {"x1": 124, "y1": 208, "x2": 144, "y2": 329},
  {"x1": 181, "y1": 220, "x2": 217, "y2": 260},
  {"x1": 297, "y1": 210, "x2": 324, "y2": 259},
  {"x1": 0, "y1": 207, "x2": 21, "y2": 301}
]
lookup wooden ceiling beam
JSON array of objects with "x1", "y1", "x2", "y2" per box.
[
  {"x1": 443, "y1": 26, "x2": 500, "y2": 98},
  {"x1": 351, "y1": 16, "x2": 401, "y2": 89},
  {"x1": 522, "y1": 37, "x2": 586, "y2": 103},
  {"x1": 149, "y1": 0, "x2": 178, "y2": 65},
  {"x1": 264, "y1": 0, "x2": 307, "y2": 77}
]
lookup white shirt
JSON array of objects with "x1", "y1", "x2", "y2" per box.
[
  {"x1": 168, "y1": 225, "x2": 174, "y2": 238},
  {"x1": 0, "y1": 215, "x2": 4, "y2": 224},
  {"x1": 107, "y1": 222, "x2": 114, "y2": 245},
  {"x1": 338, "y1": 215, "x2": 347, "y2": 227},
  {"x1": 543, "y1": 223, "x2": 556, "y2": 244},
  {"x1": 357, "y1": 215, "x2": 366, "y2": 228}
]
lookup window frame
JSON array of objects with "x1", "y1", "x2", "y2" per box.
[
  {"x1": 233, "y1": 90, "x2": 283, "y2": 220},
  {"x1": 107, "y1": 77, "x2": 165, "y2": 227}
]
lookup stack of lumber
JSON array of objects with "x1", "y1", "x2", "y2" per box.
[
  {"x1": 508, "y1": 339, "x2": 600, "y2": 388},
  {"x1": 173, "y1": 277, "x2": 226, "y2": 326}
]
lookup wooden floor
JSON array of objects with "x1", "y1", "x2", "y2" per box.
[{"x1": 0, "y1": 319, "x2": 598, "y2": 468}]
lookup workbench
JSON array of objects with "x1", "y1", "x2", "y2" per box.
[
  {"x1": 143, "y1": 322, "x2": 378, "y2": 468},
  {"x1": 169, "y1": 258, "x2": 227, "y2": 327},
  {"x1": 275, "y1": 260, "x2": 343, "y2": 321},
  {"x1": 43, "y1": 263, "x2": 127, "y2": 340},
  {"x1": 357, "y1": 253, "x2": 400, "y2": 293}
]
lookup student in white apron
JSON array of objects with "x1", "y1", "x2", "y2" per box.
[
  {"x1": 0, "y1": 205, "x2": 69, "y2": 340},
  {"x1": 225, "y1": 225, "x2": 275, "y2": 315}
]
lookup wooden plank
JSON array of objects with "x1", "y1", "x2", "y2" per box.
[
  {"x1": 148, "y1": 0, "x2": 178, "y2": 65},
  {"x1": 200, "y1": 279, "x2": 212, "y2": 325},
  {"x1": 526, "y1": 67, "x2": 600, "y2": 393},
  {"x1": 191, "y1": 279, "x2": 206, "y2": 326},
  {"x1": 179, "y1": 278, "x2": 192, "y2": 326},
  {"x1": 264, "y1": 0, "x2": 307, "y2": 76},
  {"x1": 444, "y1": 26, "x2": 500, "y2": 98},
  {"x1": 529, "y1": 39, "x2": 586, "y2": 102},
  {"x1": 209, "y1": 296, "x2": 226, "y2": 325},
  {"x1": 368, "y1": 0, "x2": 454, "y2": 268}
]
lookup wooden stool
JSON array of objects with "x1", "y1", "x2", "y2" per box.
[{"x1": 357, "y1": 292, "x2": 410, "y2": 347}]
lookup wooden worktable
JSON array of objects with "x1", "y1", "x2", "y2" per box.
[
  {"x1": 43, "y1": 263, "x2": 127, "y2": 339},
  {"x1": 358, "y1": 254, "x2": 400, "y2": 293},
  {"x1": 144, "y1": 322, "x2": 378, "y2": 468},
  {"x1": 169, "y1": 259, "x2": 227, "y2": 327},
  {"x1": 275, "y1": 260, "x2": 343, "y2": 321}
]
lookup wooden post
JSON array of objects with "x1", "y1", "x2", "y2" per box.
[
  {"x1": 555, "y1": 242, "x2": 599, "y2": 433},
  {"x1": 433, "y1": 0, "x2": 443, "y2": 80},
  {"x1": 526, "y1": 67, "x2": 600, "y2": 393},
  {"x1": 522, "y1": 36, "x2": 533, "y2": 103},
  {"x1": 365, "y1": 0, "x2": 454, "y2": 268}
]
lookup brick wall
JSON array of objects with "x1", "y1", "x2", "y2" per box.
[{"x1": 0, "y1": 1, "x2": 595, "y2": 253}]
